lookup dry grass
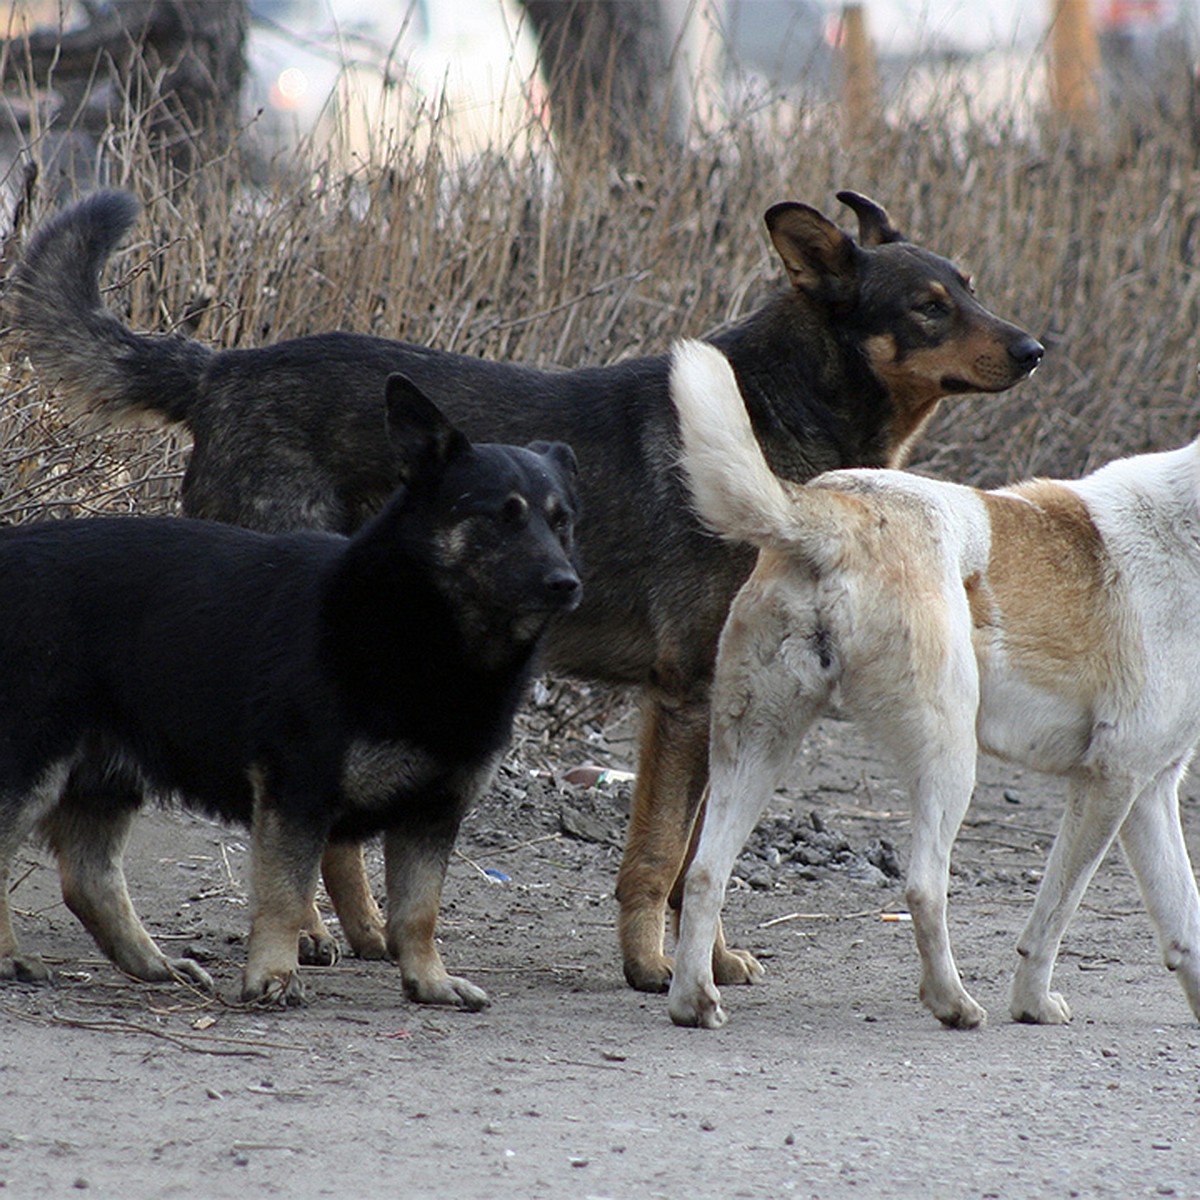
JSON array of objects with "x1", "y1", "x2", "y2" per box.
[{"x1": 3, "y1": 55, "x2": 1200, "y2": 523}]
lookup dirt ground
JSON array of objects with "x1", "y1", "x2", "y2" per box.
[{"x1": 1, "y1": 687, "x2": 1198, "y2": 1200}]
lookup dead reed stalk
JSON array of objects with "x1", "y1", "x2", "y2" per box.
[{"x1": 2, "y1": 48, "x2": 1200, "y2": 523}]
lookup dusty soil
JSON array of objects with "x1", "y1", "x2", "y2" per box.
[{"x1": 1, "y1": 683, "x2": 1198, "y2": 1200}]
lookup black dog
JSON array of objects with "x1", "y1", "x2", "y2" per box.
[
  {"x1": 0, "y1": 376, "x2": 581, "y2": 1007},
  {"x1": 10, "y1": 190, "x2": 1042, "y2": 992}
]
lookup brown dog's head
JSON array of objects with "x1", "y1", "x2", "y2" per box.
[{"x1": 765, "y1": 191, "x2": 1043, "y2": 401}]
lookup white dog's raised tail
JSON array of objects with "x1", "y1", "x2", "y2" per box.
[{"x1": 670, "y1": 339, "x2": 856, "y2": 560}]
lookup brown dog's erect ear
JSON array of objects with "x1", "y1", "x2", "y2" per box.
[
  {"x1": 384, "y1": 373, "x2": 469, "y2": 475},
  {"x1": 836, "y1": 190, "x2": 906, "y2": 246},
  {"x1": 765, "y1": 201, "x2": 860, "y2": 298}
]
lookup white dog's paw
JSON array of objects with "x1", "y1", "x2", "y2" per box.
[
  {"x1": 1011, "y1": 989, "x2": 1072, "y2": 1025},
  {"x1": 921, "y1": 979, "x2": 987, "y2": 1029},
  {"x1": 0, "y1": 953, "x2": 52, "y2": 984},
  {"x1": 668, "y1": 980, "x2": 728, "y2": 1029}
]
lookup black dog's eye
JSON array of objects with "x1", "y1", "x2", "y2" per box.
[
  {"x1": 500, "y1": 495, "x2": 530, "y2": 527},
  {"x1": 917, "y1": 298, "x2": 950, "y2": 319},
  {"x1": 546, "y1": 500, "x2": 570, "y2": 532}
]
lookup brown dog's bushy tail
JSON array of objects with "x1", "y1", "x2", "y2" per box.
[
  {"x1": 11, "y1": 190, "x2": 212, "y2": 428},
  {"x1": 670, "y1": 339, "x2": 863, "y2": 566}
]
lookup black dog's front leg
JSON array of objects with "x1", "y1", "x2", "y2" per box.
[
  {"x1": 243, "y1": 799, "x2": 326, "y2": 1007},
  {"x1": 383, "y1": 807, "x2": 489, "y2": 1011}
]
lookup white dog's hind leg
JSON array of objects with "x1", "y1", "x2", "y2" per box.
[
  {"x1": 1010, "y1": 774, "x2": 1137, "y2": 1024},
  {"x1": 668, "y1": 747, "x2": 782, "y2": 1028},
  {"x1": 899, "y1": 733, "x2": 986, "y2": 1029},
  {"x1": 1117, "y1": 761, "x2": 1200, "y2": 1021},
  {"x1": 668, "y1": 589, "x2": 832, "y2": 1029}
]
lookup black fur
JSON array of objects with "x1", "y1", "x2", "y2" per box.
[{"x1": 0, "y1": 376, "x2": 581, "y2": 1007}]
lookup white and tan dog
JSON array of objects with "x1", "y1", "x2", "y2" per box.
[{"x1": 665, "y1": 338, "x2": 1200, "y2": 1030}]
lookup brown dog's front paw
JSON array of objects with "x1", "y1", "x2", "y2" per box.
[
  {"x1": 623, "y1": 953, "x2": 673, "y2": 993},
  {"x1": 403, "y1": 973, "x2": 490, "y2": 1011},
  {"x1": 345, "y1": 924, "x2": 389, "y2": 961},
  {"x1": 713, "y1": 946, "x2": 765, "y2": 986}
]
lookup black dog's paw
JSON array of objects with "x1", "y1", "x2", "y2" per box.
[{"x1": 0, "y1": 953, "x2": 52, "y2": 984}]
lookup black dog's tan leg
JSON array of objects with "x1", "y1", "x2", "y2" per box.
[
  {"x1": 384, "y1": 818, "x2": 489, "y2": 1011},
  {"x1": 45, "y1": 803, "x2": 213, "y2": 989},
  {"x1": 243, "y1": 805, "x2": 324, "y2": 1007},
  {"x1": 0, "y1": 773, "x2": 64, "y2": 984},
  {"x1": 617, "y1": 691, "x2": 715, "y2": 992},
  {"x1": 319, "y1": 841, "x2": 388, "y2": 960}
]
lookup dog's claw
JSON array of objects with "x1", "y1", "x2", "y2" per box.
[
  {"x1": 297, "y1": 931, "x2": 341, "y2": 967},
  {"x1": 713, "y1": 946, "x2": 765, "y2": 986},
  {"x1": 242, "y1": 969, "x2": 307, "y2": 1008},
  {"x1": 403, "y1": 973, "x2": 490, "y2": 1011},
  {"x1": 0, "y1": 953, "x2": 52, "y2": 984}
]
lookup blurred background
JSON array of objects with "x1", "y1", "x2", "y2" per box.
[{"x1": 1, "y1": 0, "x2": 1200, "y2": 521}]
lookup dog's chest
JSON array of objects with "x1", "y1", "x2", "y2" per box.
[
  {"x1": 339, "y1": 738, "x2": 439, "y2": 808},
  {"x1": 337, "y1": 737, "x2": 498, "y2": 811}
]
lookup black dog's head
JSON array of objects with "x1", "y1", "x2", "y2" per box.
[{"x1": 383, "y1": 374, "x2": 582, "y2": 648}]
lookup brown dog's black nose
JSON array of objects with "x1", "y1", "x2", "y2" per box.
[{"x1": 1010, "y1": 335, "x2": 1044, "y2": 373}]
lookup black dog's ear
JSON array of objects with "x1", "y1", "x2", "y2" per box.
[
  {"x1": 528, "y1": 440, "x2": 578, "y2": 479},
  {"x1": 384, "y1": 373, "x2": 469, "y2": 474},
  {"x1": 836, "y1": 190, "x2": 907, "y2": 246},
  {"x1": 765, "y1": 202, "x2": 861, "y2": 302}
]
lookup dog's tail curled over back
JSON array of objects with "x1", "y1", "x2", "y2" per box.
[
  {"x1": 11, "y1": 190, "x2": 212, "y2": 428},
  {"x1": 670, "y1": 339, "x2": 860, "y2": 566}
]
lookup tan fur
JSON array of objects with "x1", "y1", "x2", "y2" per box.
[{"x1": 976, "y1": 483, "x2": 1143, "y2": 710}]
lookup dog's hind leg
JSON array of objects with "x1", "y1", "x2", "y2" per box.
[
  {"x1": 618, "y1": 690, "x2": 713, "y2": 992},
  {"x1": 898, "y1": 736, "x2": 985, "y2": 1029},
  {"x1": 1010, "y1": 774, "x2": 1138, "y2": 1024},
  {"x1": 670, "y1": 788, "x2": 765, "y2": 986},
  {"x1": 44, "y1": 778, "x2": 214, "y2": 990},
  {"x1": 0, "y1": 764, "x2": 72, "y2": 984},
  {"x1": 383, "y1": 811, "x2": 490, "y2": 1012},
  {"x1": 317, "y1": 842, "x2": 388, "y2": 961},
  {"x1": 1116, "y1": 761, "x2": 1200, "y2": 1021},
  {"x1": 668, "y1": 591, "x2": 831, "y2": 1028}
]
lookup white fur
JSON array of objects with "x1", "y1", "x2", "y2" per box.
[{"x1": 666, "y1": 338, "x2": 1200, "y2": 1030}]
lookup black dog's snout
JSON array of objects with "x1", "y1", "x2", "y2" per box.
[
  {"x1": 1009, "y1": 335, "x2": 1044, "y2": 373},
  {"x1": 544, "y1": 568, "x2": 581, "y2": 606}
]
